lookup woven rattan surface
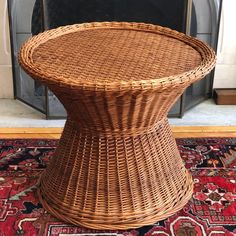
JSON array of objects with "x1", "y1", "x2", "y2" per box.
[
  {"x1": 19, "y1": 22, "x2": 216, "y2": 230},
  {"x1": 19, "y1": 22, "x2": 215, "y2": 91}
]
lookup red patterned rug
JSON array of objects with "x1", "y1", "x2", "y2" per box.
[{"x1": 0, "y1": 138, "x2": 236, "y2": 236}]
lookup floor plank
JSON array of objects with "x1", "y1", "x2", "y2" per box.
[
  {"x1": 0, "y1": 128, "x2": 63, "y2": 134},
  {"x1": 0, "y1": 134, "x2": 61, "y2": 139},
  {"x1": 173, "y1": 132, "x2": 236, "y2": 138},
  {"x1": 0, "y1": 127, "x2": 236, "y2": 138}
]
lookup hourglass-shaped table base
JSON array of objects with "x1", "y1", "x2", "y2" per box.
[{"x1": 38, "y1": 117, "x2": 193, "y2": 230}]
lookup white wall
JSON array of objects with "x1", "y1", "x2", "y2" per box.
[
  {"x1": 213, "y1": 0, "x2": 236, "y2": 88},
  {"x1": 0, "y1": 0, "x2": 14, "y2": 98}
]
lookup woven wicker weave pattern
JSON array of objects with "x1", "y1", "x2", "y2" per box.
[
  {"x1": 19, "y1": 22, "x2": 216, "y2": 229},
  {"x1": 38, "y1": 117, "x2": 193, "y2": 229},
  {"x1": 19, "y1": 22, "x2": 216, "y2": 91},
  {"x1": 32, "y1": 29, "x2": 201, "y2": 82},
  {"x1": 51, "y1": 88, "x2": 184, "y2": 136}
]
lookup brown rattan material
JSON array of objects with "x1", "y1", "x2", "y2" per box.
[{"x1": 19, "y1": 22, "x2": 216, "y2": 230}]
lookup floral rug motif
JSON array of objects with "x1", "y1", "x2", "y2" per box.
[{"x1": 0, "y1": 138, "x2": 236, "y2": 236}]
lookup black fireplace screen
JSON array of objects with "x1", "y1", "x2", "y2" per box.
[{"x1": 8, "y1": 0, "x2": 222, "y2": 118}]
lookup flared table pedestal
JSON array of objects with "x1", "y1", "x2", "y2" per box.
[{"x1": 38, "y1": 117, "x2": 193, "y2": 230}]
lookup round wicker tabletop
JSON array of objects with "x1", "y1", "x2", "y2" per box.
[
  {"x1": 19, "y1": 22, "x2": 216, "y2": 230},
  {"x1": 19, "y1": 21, "x2": 215, "y2": 91}
]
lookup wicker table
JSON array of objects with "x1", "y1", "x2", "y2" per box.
[{"x1": 19, "y1": 22, "x2": 216, "y2": 230}]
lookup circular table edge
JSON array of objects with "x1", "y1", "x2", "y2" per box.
[{"x1": 18, "y1": 21, "x2": 216, "y2": 92}]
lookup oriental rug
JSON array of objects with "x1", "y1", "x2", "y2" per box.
[{"x1": 0, "y1": 138, "x2": 236, "y2": 236}]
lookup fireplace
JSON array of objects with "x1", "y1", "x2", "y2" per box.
[{"x1": 8, "y1": 0, "x2": 222, "y2": 118}]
